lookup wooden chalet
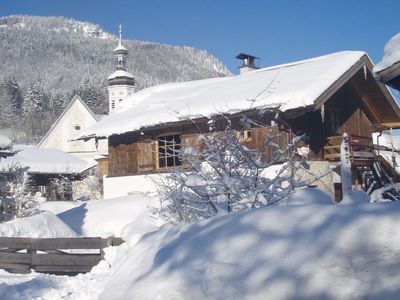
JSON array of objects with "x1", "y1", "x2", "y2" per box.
[{"x1": 80, "y1": 51, "x2": 400, "y2": 199}]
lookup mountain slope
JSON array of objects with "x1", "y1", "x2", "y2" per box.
[{"x1": 0, "y1": 15, "x2": 231, "y2": 142}]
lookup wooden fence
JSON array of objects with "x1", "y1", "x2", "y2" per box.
[{"x1": 0, "y1": 236, "x2": 124, "y2": 274}]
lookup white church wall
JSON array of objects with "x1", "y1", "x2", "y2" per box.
[{"x1": 39, "y1": 97, "x2": 108, "y2": 162}]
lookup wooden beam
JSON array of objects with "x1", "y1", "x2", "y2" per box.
[
  {"x1": 0, "y1": 253, "x2": 31, "y2": 264},
  {"x1": 0, "y1": 237, "x2": 31, "y2": 249},
  {"x1": 31, "y1": 253, "x2": 101, "y2": 266},
  {"x1": 31, "y1": 238, "x2": 104, "y2": 250}
]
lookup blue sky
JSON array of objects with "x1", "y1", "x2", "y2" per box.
[{"x1": 1, "y1": 0, "x2": 399, "y2": 74}]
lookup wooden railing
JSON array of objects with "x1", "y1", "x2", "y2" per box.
[
  {"x1": 0, "y1": 236, "x2": 124, "y2": 274},
  {"x1": 323, "y1": 135, "x2": 375, "y2": 162}
]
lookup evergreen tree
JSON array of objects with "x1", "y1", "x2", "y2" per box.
[
  {"x1": 22, "y1": 83, "x2": 50, "y2": 140},
  {"x1": 0, "y1": 78, "x2": 23, "y2": 126},
  {"x1": 72, "y1": 81, "x2": 107, "y2": 114}
]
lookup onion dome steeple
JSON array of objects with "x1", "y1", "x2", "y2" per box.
[
  {"x1": 113, "y1": 24, "x2": 128, "y2": 70},
  {"x1": 107, "y1": 25, "x2": 135, "y2": 113}
]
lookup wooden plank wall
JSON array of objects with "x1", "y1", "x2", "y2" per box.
[
  {"x1": 96, "y1": 158, "x2": 108, "y2": 178},
  {"x1": 337, "y1": 108, "x2": 373, "y2": 138},
  {"x1": 245, "y1": 126, "x2": 291, "y2": 162},
  {"x1": 107, "y1": 126, "x2": 292, "y2": 176},
  {"x1": 0, "y1": 237, "x2": 124, "y2": 274},
  {"x1": 108, "y1": 141, "x2": 156, "y2": 175}
]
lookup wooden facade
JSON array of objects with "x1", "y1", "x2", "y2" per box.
[{"x1": 103, "y1": 60, "x2": 400, "y2": 178}]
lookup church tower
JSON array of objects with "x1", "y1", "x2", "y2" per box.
[{"x1": 107, "y1": 25, "x2": 135, "y2": 113}]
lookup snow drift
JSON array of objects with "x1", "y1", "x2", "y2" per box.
[
  {"x1": 57, "y1": 194, "x2": 162, "y2": 238},
  {"x1": 101, "y1": 202, "x2": 400, "y2": 300},
  {"x1": 0, "y1": 211, "x2": 78, "y2": 238}
]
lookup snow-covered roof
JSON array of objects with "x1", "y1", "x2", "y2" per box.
[
  {"x1": 114, "y1": 43, "x2": 127, "y2": 52},
  {"x1": 108, "y1": 70, "x2": 134, "y2": 80},
  {"x1": 0, "y1": 133, "x2": 12, "y2": 149},
  {"x1": 0, "y1": 148, "x2": 94, "y2": 174},
  {"x1": 374, "y1": 32, "x2": 400, "y2": 74},
  {"x1": 81, "y1": 51, "x2": 367, "y2": 138}
]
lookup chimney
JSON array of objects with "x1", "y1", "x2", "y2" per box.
[{"x1": 236, "y1": 53, "x2": 260, "y2": 74}]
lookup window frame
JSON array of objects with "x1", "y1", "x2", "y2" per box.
[{"x1": 157, "y1": 134, "x2": 182, "y2": 169}]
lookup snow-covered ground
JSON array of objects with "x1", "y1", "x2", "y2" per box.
[{"x1": 1, "y1": 190, "x2": 400, "y2": 299}]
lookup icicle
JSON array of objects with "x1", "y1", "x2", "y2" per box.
[
  {"x1": 363, "y1": 65, "x2": 367, "y2": 80},
  {"x1": 390, "y1": 127, "x2": 397, "y2": 168},
  {"x1": 321, "y1": 104, "x2": 325, "y2": 123}
]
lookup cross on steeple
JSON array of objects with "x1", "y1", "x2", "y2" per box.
[{"x1": 119, "y1": 24, "x2": 122, "y2": 45}]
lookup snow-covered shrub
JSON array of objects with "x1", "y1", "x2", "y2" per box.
[
  {"x1": 370, "y1": 184, "x2": 400, "y2": 203},
  {"x1": 157, "y1": 117, "x2": 323, "y2": 223},
  {"x1": 47, "y1": 175, "x2": 72, "y2": 201},
  {"x1": 0, "y1": 169, "x2": 44, "y2": 221},
  {"x1": 72, "y1": 174, "x2": 101, "y2": 201}
]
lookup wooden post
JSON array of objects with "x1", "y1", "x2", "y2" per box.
[{"x1": 340, "y1": 133, "x2": 352, "y2": 200}]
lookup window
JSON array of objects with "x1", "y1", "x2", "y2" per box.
[
  {"x1": 111, "y1": 99, "x2": 115, "y2": 110},
  {"x1": 238, "y1": 129, "x2": 253, "y2": 142},
  {"x1": 73, "y1": 124, "x2": 81, "y2": 131},
  {"x1": 158, "y1": 135, "x2": 182, "y2": 168},
  {"x1": 37, "y1": 185, "x2": 46, "y2": 195}
]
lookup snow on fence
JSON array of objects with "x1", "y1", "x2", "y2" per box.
[{"x1": 0, "y1": 236, "x2": 124, "y2": 274}]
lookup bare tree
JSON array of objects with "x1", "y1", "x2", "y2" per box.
[{"x1": 156, "y1": 115, "x2": 321, "y2": 223}]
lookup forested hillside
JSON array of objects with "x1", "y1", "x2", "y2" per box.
[{"x1": 0, "y1": 15, "x2": 231, "y2": 143}]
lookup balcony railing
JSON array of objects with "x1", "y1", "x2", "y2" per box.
[{"x1": 323, "y1": 135, "x2": 375, "y2": 162}]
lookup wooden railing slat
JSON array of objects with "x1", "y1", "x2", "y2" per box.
[
  {"x1": 31, "y1": 253, "x2": 101, "y2": 266},
  {"x1": 0, "y1": 262, "x2": 31, "y2": 274},
  {"x1": 31, "y1": 237, "x2": 104, "y2": 250},
  {"x1": 0, "y1": 236, "x2": 125, "y2": 274},
  {"x1": 0, "y1": 252, "x2": 31, "y2": 264},
  {"x1": 0, "y1": 237, "x2": 31, "y2": 248},
  {"x1": 35, "y1": 265, "x2": 93, "y2": 273}
]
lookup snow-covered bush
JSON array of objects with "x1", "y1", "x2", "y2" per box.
[
  {"x1": 47, "y1": 175, "x2": 72, "y2": 201},
  {"x1": 0, "y1": 169, "x2": 44, "y2": 221},
  {"x1": 157, "y1": 117, "x2": 323, "y2": 223},
  {"x1": 370, "y1": 184, "x2": 400, "y2": 202},
  {"x1": 72, "y1": 174, "x2": 101, "y2": 201}
]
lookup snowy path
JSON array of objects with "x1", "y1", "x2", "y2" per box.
[{"x1": 0, "y1": 261, "x2": 110, "y2": 300}]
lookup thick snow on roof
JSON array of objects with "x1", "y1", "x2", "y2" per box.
[
  {"x1": 374, "y1": 32, "x2": 400, "y2": 74},
  {"x1": 0, "y1": 148, "x2": 93, "y2": 174},
  {"x1": 0, "y1": 133, "x2": 12, "y2": 149},
  {"x1": 113, "y1": 43, "x2": 127, "y2": 52},
  {"x1": 108, "y1": 70, "x2": 134, "y2": 80},
  {"x1": 82, "y1": 51, "x2": 366, "y2": 138}
]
